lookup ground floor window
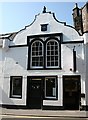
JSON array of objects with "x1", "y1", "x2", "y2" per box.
[
  {"x1": 44, "y1": 77, "x2": 58, "y2": 99},
  {"x1": 10, "y1": 76, "x2": 22, "y2": 98}
]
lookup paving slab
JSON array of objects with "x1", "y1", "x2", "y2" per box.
[{"x1": 0, "y1": 107, "x2": 87, "y2": 118}]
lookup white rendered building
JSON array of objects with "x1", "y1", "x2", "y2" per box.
[{"x1": 0, "y1": 4, "x2": 88, "y2": 110}]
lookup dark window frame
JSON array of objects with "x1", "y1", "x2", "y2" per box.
[
  {"x1": 27, "y1": 76, "x2": 58, "y2": 101},
  {"x1": 10, "y1": 76, "x2": 22, "y2": 99},
  {"x1": 41, "y1": 24, "x2": 48, "y2": 31},
  {"x1": 27, "y1": 33, "x2": 62, "y2": 70}
]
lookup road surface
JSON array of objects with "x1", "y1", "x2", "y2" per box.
[{"x1": 1, "y1": 115, "x2": 88, "y2": 120}]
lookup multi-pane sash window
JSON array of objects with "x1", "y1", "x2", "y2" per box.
[
  {"x1": 45, "y1": 77, "x2": 57, "y2": 99},
  {"x1": 28, "y1": 38, "x2": 60, "y2": 69},
  {"x1": 31, "y1": 41, "x2": 43, "y2": 68},
  {"x1": 46, "y1": 40, "x2": 59, "y2": 68},
  {"x1": 10, "y1": 76, "x2": 22, "y2": 98}
]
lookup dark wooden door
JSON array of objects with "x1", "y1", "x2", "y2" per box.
[
  {"x1": 63, "y1": 76, "x2": 80, "y2": 110},
  {"x1": 27, "y1": 78, "x2": 42, "y2": 109}
]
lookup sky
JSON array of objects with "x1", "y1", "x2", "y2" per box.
[{"x1": 0, "y1": 2, "x2": 86, "y2": 34}]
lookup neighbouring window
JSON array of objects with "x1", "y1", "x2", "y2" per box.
[
  {"x1": 45, "y1": 77, "x2": 57, "y2": 99},
  {"x1": 46, "y1": 40, "x2": 59, "y2": 68},
  {"x1": 10, "y1": 76, "x2": 22, "y2": 98},
  {"x1": 31, "y1": 41, "x2": 43, "y2": 68}
]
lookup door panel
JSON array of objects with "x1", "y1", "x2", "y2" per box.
[
  {"x1": 63, "y1": 76, "x2": 80, "y2": 110},
  {"x1": 27, "y1": 78, "x2": 42, "y2": 109}
]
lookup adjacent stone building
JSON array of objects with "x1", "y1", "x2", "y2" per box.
[{"x1": 0, "y1": 3, "x2": 88, "y2": 110}]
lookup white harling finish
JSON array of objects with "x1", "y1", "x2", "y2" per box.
[{"x1": 0, "y1": 10, "x2": 87, "y2": 109}]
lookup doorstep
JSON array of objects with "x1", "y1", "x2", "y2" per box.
[{"x1": 1, "y1": 107, "x2": 87, "y2": 118}]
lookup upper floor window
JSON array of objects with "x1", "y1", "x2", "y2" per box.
[
  {"x1": 41, "y1": 24, "x2": 48, "y2": 31},
  {"x1": 46, "y1": 40, "x2": 59, "y2": 68},
  {"x1": 31, "y1": 41, "x2": 43, "y2": 68},
  {"x1": 28, "y1": 37, "x2": 61, "y2": 70}
]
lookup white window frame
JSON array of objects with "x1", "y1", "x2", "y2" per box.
[
  {"x1": 46, "y1": 40, "x2": 59, "y2": 68},
  {"x1": 45, "y1": 77, "x2": 57, "y2": 99},
  {"x1": 31, "y1": 40, "x2": 43, "y2": 68},
  {"x1": 10, "y1": 76, "x2": 22, "y2": 98}
]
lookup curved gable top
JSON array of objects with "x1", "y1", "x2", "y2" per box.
[{"x1": 11, "y1": 8, "x2": 82, "y2": 45}]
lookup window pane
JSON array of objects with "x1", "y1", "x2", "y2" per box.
[
  {"x1": 47, "y1": 51, "x2": 50, "y2": 55},
  {"x1": 51, "y1": 46, "x2": 54, "y2": 50},
  {"x1": 55, "y1": 45, "x2": 58, "y2": 50},
  {"x1": 55, "y1": 61, "x2": 58, "y2": 66},
  {"x1": 39, "y1": 51, "x2": 42, "y2": 55},
  {"x1": 10, "y1": 77, "x2": 22, "y2": 98},
  {"x1": 50, "y1": 41, "x2": 54, "y2": 45},
  {"x1": 47, "y1": 56, "x2": 50, "y2": 61},
  {"x1": 51, "y1": 56, "x2": 54, "y2": 61},
  {"x1": 31, "y1": 41, "x2": 43, "y2": 68},
  {"x1": 13, "y1": 80, "x2": 21, "y2": 95},
  {"x1": 46, "y1": 40, "x2": 59, "y2": 68},
  {"x1": 55, "y1": 56, "x2": 58, "y2": 60},
  {"x1": 45, "y1": 77, "x2": 56, "y2": 98},
  {"x1": 40, "y1": 61, "x2": 43, "y2": 66},
  {"x1": 51, "y1": 62, "x2": 54, "y2": 66},
  {"x1": 55, "y1": 51, "x2": 58, "y2": 55},
  {"x1": 47, "y1": 46, "x2": 50, "y2": 50},
  {"x1": 41, "y1": 24, "x2": 47, "y2": 31},
  {"x1": 39, "y1": 46, "x2": 42, "y2": 51},
  {"x1": 32, "y1": 57, "x2": 43, "y2": 67},
  {"x1": 36, "y1": 46, "x2": 38, "y2": 51},
  {"x1": 32, "y1": 62, "x2": 35, "y2": 66},
  {"x1": 51, "y1": 51, "x2": 54, "y2": 55},
  {"x1": 47, "y1": 62, "x2": 50, "y2": 66}
]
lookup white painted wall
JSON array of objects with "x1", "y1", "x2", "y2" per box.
[
  {"x1": 3, "y1": 47, "x2": 28, "y2": 75},
  {"x1": 10, "y1": 12, "x2": 81, "y2": 46},
  {"x1": 2, "y1": 42, "x2": 85, "y2": 106},
  {"x1": 1, "y1": 12, "x2": 86, "y2": 107},
  {"x1": 0, "y1": 48, "x2": 3, "y2": 104},
  {"x1": 2, "y1": 76, "x2": 27, "y2": 105},
  {"x1": 83, "y1": 33, "x2": 88, "y2": 106}
]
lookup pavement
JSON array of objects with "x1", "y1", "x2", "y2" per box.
[{"x1": 0, "y1": 107, "x2": 88, "y2": 118}]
